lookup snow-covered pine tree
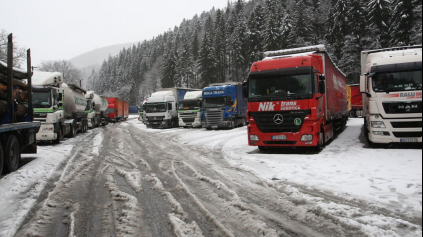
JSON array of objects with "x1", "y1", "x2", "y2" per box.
[
  {"x1": 390, "y1": 0, "x2": 418, "y2": 46},
  {"x1": 289, "y1": 0, "x2": 316, "y2": 48},
  {"x1": 367, "y1": 0, "x2": 391, "y2": 48},
  {"x1": 198, "y1": 32, "x2": 218, "y2": 87},
  {"x1": 248, "y1": 4, "x2": 266, "y2": 64},
  {"x1": 263, "y1": 0, "x2": 282, "y2": 51}
]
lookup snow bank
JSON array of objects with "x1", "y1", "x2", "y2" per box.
[{"x1": 0, "y1": 145, "x2": 73, "y2": 237}]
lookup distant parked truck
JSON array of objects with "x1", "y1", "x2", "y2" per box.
[
  {"x1": 202, "y1": 82, "x2": 248, "y2": 130},
  {"x1": 360, "y1": 46, "x2": 422, "y2": 145},
  {"x1": 138, "y1": 100, "x2": 146, "y2": 124},
  {"x1": 145, "y1": 88, "x2": 200, "y2": 129},
  {"x1": 347, "y1": 85, "x2": 363, "y2": 118},
  {"x1": 179, "y1": 91, "x2": 203, "y2": 128},
  {"x1": 123, "y1": 101, "x2": 129, "y2": 120},
  {"x1": 107, "y1": 97, "x2": 123, "y2": 122},
  {"x1": 129, "y1": 106, "x2": 138, "y2": 114},
  {"x1": 33, "y1": 71, "x2": 89, "y2": 143},
  {"x1": 86, "y1": 91, "x2": 109, "y2": 128},
  {"x1": 0, "y1": 36, "x2": 40, "y2": 174},
  {"x1": 244, "y1": 45, "x2": 349, "y2": 151}
]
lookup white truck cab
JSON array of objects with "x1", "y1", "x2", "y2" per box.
[
  {"x1": 178, "y1": 91, "x2": 203, "y2": 128},
  {"x1": 145, "y1": 91, "x2": 178, "y2": 129},
  {"x1": 360, "y1": 46, "x2": 422, "y2": 144}
]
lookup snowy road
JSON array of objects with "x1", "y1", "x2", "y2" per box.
[{"x1": 0, "y1": 117, "x2": 421, "y2": 237}]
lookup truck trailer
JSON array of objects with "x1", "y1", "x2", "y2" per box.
[
  {"x1": 360, "y1": 46, "x2": 422, "y2": 145},
  {"x1": 0, "y1": 35, "x2": 40, "y2": 174},
  {"x1": 245, "y1": 45, "x2": 349, "y2": 151},
  {"x1": 178, "y1": 91, "x2": 203, "y2": 128},
  {"x1": 86, "y1": 91, "x2": 109, "y2": 127},
  {"x1": 145, "y1": 88, "x2": 200, "y2": 129},
  {"x1": 107, "y1": 98, "x2": 123, "y2": 122},
  {"x1": 33, "y1": 72, "x2": 89, "y2": 143},
  {"x1": 347, "y1": 84, "x2": 363, "y2": 118},
  {"x1": 202, "y1": 82, "x2": 248, "y2": 130}
]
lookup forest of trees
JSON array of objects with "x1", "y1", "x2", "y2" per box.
[{"x1": 92, "y1": 0, "x2": 422, "y2": 105}]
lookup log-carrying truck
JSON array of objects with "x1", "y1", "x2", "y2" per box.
[
  {"x1": 202, "y1": 82, "x2": 248, "y2": 130},
  {"x1": 0, "y1": 34, "x2": 40, "y2": 174},
  {"x1": 360, "y1": 46, "x2": 422, "y2": 145},
  {"x1": 32, "y1": 72, "x2": 89, "y2": 144},
  {"x1": 244, "y1": 45, "x2": 349, "y2": 151},
  {"x1": 86, "y1": 91, "x2": 109, "y2": 128},
  {"x1": 178, "y1": 91, "x2": 203, "y2": 128},
  {"x1": 145, "y1": 88, "x2": 200, "y2": 129}
]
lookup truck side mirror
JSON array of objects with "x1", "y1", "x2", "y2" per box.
[
  {"x1": 319, "y1": 81, "x2": 326, "y2": 94},
  {"x1": 319, "y1": 74, "x2": 326, "y2": 81},
  {"x1": 242, "y1": 80, "x2": 248, "y2": 99},
  {"x1": 360, "y1": 75, "x2": 367, "y2": 93}
]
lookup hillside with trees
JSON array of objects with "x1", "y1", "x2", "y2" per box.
[{"x1": 91, "y1": 0, "x2": 422, "y2": 105}]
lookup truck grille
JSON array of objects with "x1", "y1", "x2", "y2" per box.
[
  {"x1": 383, "y1": 101, "x2": 422, "y2": 114},
  {"x1": 147, "y1": 116, "x2": 164, "y2": 122},
  {"x1": 180, "y1": 113, "x2": 197, "y2": 124},
  {"x1": 391, "y1": 121, "x2": 422, "y2": 128},
  {"x1": 205, "y1": 109, "x2": 224, "y2": 126},
  {"x1": 393, "y1": 132, "x2": 422, "y2": 138},
  {"x1": 250, "y1": 110, "x2": 311, "y2": 133}
]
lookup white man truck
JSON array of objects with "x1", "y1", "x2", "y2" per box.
[
  {"x1": 360, "y1": 46, "x2": 422, "y2": 145},
  {"x1": 86, "y1": 91, "x2": 109, "y2": 128},
  {"x1": 145, "y1": 88, "x2": 200, "y2": 129},
  {"x1": 178, "y1": 91, "x2": 203, "y2": 128},
  {"x1": 33, "y1": 71, "x2": 89, "y2": 144}
]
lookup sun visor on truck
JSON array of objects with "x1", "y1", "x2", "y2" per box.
[
  {"x1": 249, "y1": 66, "x2": 313, "y2": 79},
  {"x1": 371, "y1": 62, "x2": 422, "y2": 74}
]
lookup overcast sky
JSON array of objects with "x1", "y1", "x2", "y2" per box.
[{"x1": 1, "y1": 0, "x2": 229, "y2": 67}]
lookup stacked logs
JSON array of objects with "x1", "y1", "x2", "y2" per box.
[{"x1": 0, "y1": 61, "x2": 30, "y2": 119}]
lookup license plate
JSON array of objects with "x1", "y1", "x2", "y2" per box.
[
  {"x1": 153, "y1": 122, "x2": 159, "y2": 125},
  {"x1": 212, "y1": 126, "x2": 218, "y2": 129},
  {"x1": 272, "y1": 135, "x2": 287, "y2": 140},
  {"x1": 401, "y1": 139, "x2": 419, "y2": 143}
]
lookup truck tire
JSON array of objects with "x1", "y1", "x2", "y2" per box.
[
  {"x1": 4, "y1": 135, "x2": 21, "y2": 173},
  {"x1": 315, "y1": 130, "x2": 325, "y2": 152},
  {"x1": 0, "y1": 144, "x2": 4, "y2": 175},
  {"x1": 70, "y1": 122, "x2": 76, "y2": 138},
  {"x1": 54, "y1": 127, "x2": 63, "y2": 144},
  {"x1": 349, "y1": 110, "x2": 356, "y2": 118},
  {"x1": 230, "y1": 118, "x2": 236, "y2": 129}
]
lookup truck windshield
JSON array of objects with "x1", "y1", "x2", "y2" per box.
[
  {"x1": 33, "y1": 91, "x2": 52, "y2": 108},
  {"x1": 372, "y1": 70, "x2": 422, "y2": 93},
  {"x1": 179, "y1": 100, "x2": 201, "y2": 110},
  {"x1": 203, "y1": 97, "x2": 227, "y2": 108},
  {"x1": 146, "y1": 103, "x2": 167, "y2": 113},
  {"x1": 249, "y1": 74, "x2": 313, "y2": 100}
]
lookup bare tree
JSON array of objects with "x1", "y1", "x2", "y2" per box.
[
  {"x1": 38, "y1": 60, "x2": 82, "y2": 85},
  {"x1": 0, "y1": 29, "x2": 27, "y2": 68}
]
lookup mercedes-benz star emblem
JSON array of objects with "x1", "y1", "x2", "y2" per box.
[{"x1": 273, "y1": 114, "x2": 284, "y2": 125}]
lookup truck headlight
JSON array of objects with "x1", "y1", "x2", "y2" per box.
[
  {"x1": 373, "y1": 131, "x2": 390, "y2": 136},
  {"x1": 371, "y1": 121, "x2": 386, "y2": 128},
  {"x1": 250, "y1": 135, "x2": 260, "y2": 141},
  {"x1": 301, "y1": 135, "x2": 313, "y2": 141}
]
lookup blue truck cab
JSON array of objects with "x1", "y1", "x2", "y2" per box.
[{"x1": 202, "y1": 82, "x2": 248, "y2": 130}]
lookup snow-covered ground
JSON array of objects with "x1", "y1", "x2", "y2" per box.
[
  {"x1": 0, "y1": 143, "x2": 73, "y2": 236},
  {"x1": 128, "y1": 118, "x2": 422, "y2": 235},
  {"x1": 0, "y1": 117, "x2": 421, "y2": 237}
]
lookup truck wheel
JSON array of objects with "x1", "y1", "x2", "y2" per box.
[
  {"x1": 70, "y1": 122, "x2": 76, "y2": 138},
  {"x1": 54, "y1": 128, "x2": 63, "y2": 144},
  {"x1": 4, "y1": 135, "x2": 21, "y2": 172},
  {"x1": 230, "y1": 118, "x2": 236, "y2": 129},
  {"x1": 315, "y1": 131, "x2": 325, "y2": 152},
  {"x1": 0, "y1": 144, "x2": 4, "y2": 175}
]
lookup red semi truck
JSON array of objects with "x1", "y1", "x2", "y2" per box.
[
  {"x1": 347, "y1": 84, "x2": 363, "y2": 118},
  {"x1": 245, "y1": 45, "x2": 349, "y2": 151},
  {"x1": 107, "y1": 98, "x2": 126, "y2": 122},
  {"x1": 123, "y1": 101, "x2": 129, "y2": 120}
]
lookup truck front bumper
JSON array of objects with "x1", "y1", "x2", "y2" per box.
[
  {"x1": 37, "y1": 124, "x2": 57, "y2": 141},
  {"x1": 368, "y1": 117, "x2": 422, "y2": 144},
  {"x1": 179, "y1": 118, "x2": 202, "y2": 128},
  {"x1": 204, "y1": 118, "x2": 233, "y2": 130},
  {"x1": 248, "y1": 121, "x2": 320, "y2": 147},
  {"x1": 146, "y1": 119, "x2": 172, "y2": 129}
]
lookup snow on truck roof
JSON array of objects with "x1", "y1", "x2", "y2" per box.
[
  {"x1": 32, "y1": 71, "x2": 64, "y2": 86},
  {"x1": 151, "y1": 91, "x2": 174, "y2": 97},
  {"x1": 263, "y1": 45, "x2": 326, "y2": 58},
  {"x1": 184, "y1": 91, "x2": 203, "y2": 100}
]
